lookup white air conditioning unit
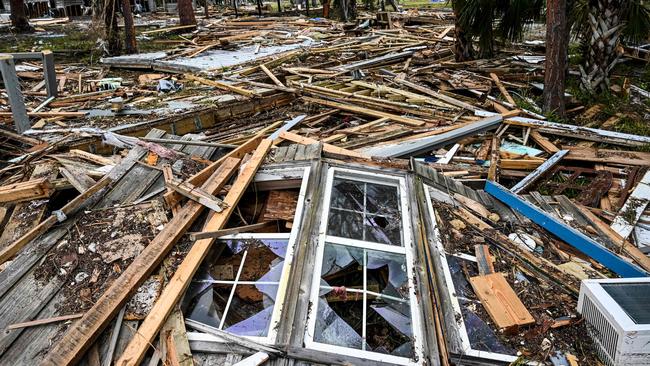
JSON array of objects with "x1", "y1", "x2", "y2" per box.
[{"x1": 577, "y1": 278, "x2": 650, "y2": 366}]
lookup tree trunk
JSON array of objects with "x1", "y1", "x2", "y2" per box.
[
  {"x1": 122, "y1": 0, "x2": 137, "y2": 54},
  {"x1": 104, "y1": 0, "x2": 122, "y2": 55},
  {"x1": 178, "y1": 0, "x2": 196, "y2": 25},
  {"x1": 9, "y1": 0, "x2": 31, "y2": 32},
  {"x1": 580, "y1": 0, "x2": 625, "y2": 93},
  {"x1": 452, "y1": 3, "x2": 473, "y2": 61},
  {"x1": 204, "y1": 0, "x2": 209, "y2": 17},
  {"x1": 543, "y1": 0, "x2": 568, "y2": 117}
]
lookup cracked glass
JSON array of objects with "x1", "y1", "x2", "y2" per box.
[{"x1": 185, "y1": 238, "x2": 288, "y2": 338}]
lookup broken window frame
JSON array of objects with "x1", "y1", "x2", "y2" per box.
[
  {"x1": 422, "y1": 185, "x2": 519, "y2": 363},
  {"x1": 304, "y1": 167, "x2": 426, "y2": 366},
  {"x1": 187, "y1": 165, "x2": 312, "y2": 345}
]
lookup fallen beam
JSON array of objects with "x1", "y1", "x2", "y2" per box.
[
  {"x1": 485, "y1": 180, "x2": 648, "y2": 278},
  {"x1": 510, "y1": 150, "x2": 568, "y2": 194},
  {"x1": 610, "y1": 171, "x2": 650, "y2": 239},
  {"x1": 116, "y1": 139, "x2": 272, "y2": 366},
  {"x1": 360, "y1": 115, "x2": 502, "y2": 158}
]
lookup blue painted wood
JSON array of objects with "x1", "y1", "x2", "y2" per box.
[{"x1": 485, "y1": 180, "x2": 648, "y2": 278}]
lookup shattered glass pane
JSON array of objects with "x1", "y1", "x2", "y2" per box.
[
  {"x1": 185, "y1": 238, "x2": 289, "y2": 338},
  {"x1": 314, "y1": 243, "x2": 415, "y2": 357},
  {"x1": 447, "y1": 255, "x2": 515, "y2": 355},
  {"x1": 367, "y1": 295, "x2": 414, "y2": 357},
  {"x1": 327, "y1": 177, "x2": 403, "y2": 246},
  {"x1": 223, "y1": 285, "x2": 277, "y2": 336}
]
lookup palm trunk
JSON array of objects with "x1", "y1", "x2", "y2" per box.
[
  {"x1": 122, "y1": 0, "x2": 137, "y2": 54},
  {"x1": 178, "y1": 0, "x2": 196, "y2": 25},
  {"x1": 9, "y1": 0, "x2": 31, "y2": 32},
  {"x1": 452, "y1": 3, "x2": 473, "y2": 61},
  {"x1": 580, "y1": 0, "x2": 625, "y2": 93},
  {"x1": 543, "y1": 0, "x2": 568, "y2": 117},
  {"x1": 104, "y1": 0, "x2": 121, "y2": 55}
]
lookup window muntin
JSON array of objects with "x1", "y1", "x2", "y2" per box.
[
  {"x1": 306, "y1": 168, "x2": 424, "y2": 365},
  {"x1": 314, "y1": 243, "x2": 415, "y2": 357},
  {"x1": 327, "y1": 177, "x2": 403, "y2": 246},
  {"x1": 186, "y1": 237, "x2": 288, "y2": 339}
]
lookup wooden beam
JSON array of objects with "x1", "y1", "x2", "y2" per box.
[
  {"x1": 490, "y1": 73, "x2": 516, "y2": 105},
  {"x1": 232, "y1": 352, "x2": 270, "y2": 366},
  {"x1": 165, "y1": 179, "x2": 224, "y2": 213},
  {"x1": 529, "y1": 130, "x2": 559, "y2": 153},
  {"x1": 40, "y1": 158, "x2": 241, "y2": 366},
  {"x1": 475, "y1": 244, "x2": 495, "y2": 276},
  {"x1": 610, "y1": 171, "x2": 650, "y2": 239},
  {"x1": 115, "y1": 140, "x2": 272, "y2": 366},
  {"x1": 189, "y1": 221, "x2": 278, "y2": 240},
  {"x1": 302, "y1": 96, "x2": 426, "y2": 127},
  {"x1": 185, "y1": 74, "x2": 258, "y2": 97},
  {"x1": 162, "y1": 306, "x2": 193, "y2": 366},
  {"x1": 278, "y1": 131, "x2": 369, "y2": 160},
  {"x1": 576, "y1": 204, "x2": 650, "y2": 273},
  {"x1": 510, "y1": 150, "x2": 568, "y2": 193},
  {"x1": 163, "y1": 135, "x2": 262, "y2": 209},
  {"x1": 0, "y1": 177, "x2": 54, "y2": 203},
  {"x1": 259, "y1": 64, "x2": 285, "y2": 87}
]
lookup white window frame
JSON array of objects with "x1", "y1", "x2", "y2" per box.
[
  {"x1": 423, "y1": 186, "x2": 518, "y2": 363},
  {"x1": 187, "y1": 166, "x2": 311, "y2": 345},
  {"x1": 304, "y1": 167, "x2": 426, "y2": 366}
]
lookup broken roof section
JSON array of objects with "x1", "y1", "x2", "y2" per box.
[{"x1": 1, "y1": 8, "x2": 649, "y2": 366}]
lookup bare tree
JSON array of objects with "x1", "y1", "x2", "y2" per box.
[
  {"x1": 9, "y1": 0, "x2": 31, "y2": 32},
  {"x1": 178, "y1": 0, "x2": 197, "y2": 25},
  {"x1": 543, "y1": 0, "x2": 568, "y2": 117},
  {"x1": 122, "y1": 0, "x2": 137, "y2": 54}
]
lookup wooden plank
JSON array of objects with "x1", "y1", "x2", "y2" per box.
[
  {"x1": 562, "y1": 146, "x2": 650, "y2": 166},
  {"x1": 490, "y1": 73, "x2": 516, "y2": 105},
  {"x1": 232, "y1": 352, "x2": 269, "y2": 366},
  {"x1": 469, "y1": 273, "x2": 535, "y2": 330},
  {"x1": 59, "y1": 165, "x2": 96, "y2": 193},
  {"x1": 0, "y1": 162, "x2": 57, "y2": 250},
  {"x1": 510, "y1": 150, "x2": 568, "y2": 194},
  {"x1": 163, "y1": 135, "x2": 262, "y2": 209},
  {"x1": 278, "y1": 131, "x2": 370, "y2": 160},
  {"x1": 165, "y1": 179, "x2": 224, "y2": 213},
  {"x1": 529, "y1": 130, "x2": 559, "y2": 153},
  {"x1": 6, "y1": 313, "x2": 83, "y2": 330},
  {"x1": 610, "y1": 171, "x2": 650, "y2": 239},
  {"x1": 487, "y1": 136, "x2": 500, "y2": 181},
  {"x1": 302, "y1": 96, "x2": 426, "y2": 127},
  {"x1": 189, "y1": 221, "x2": 277, "y2": 240},
  {"x1": 576, "y1": 204, "x2": 650, "y2": 273},
  {"x1": 475, "y1": 245, "x2": 495, "y2": 276},
  {"x1": 115, "y1": 139, "x2": 272, "y2": 366},
  {"x1": 0, "y1": 177, "x2": 54, "y2": 204},
  {"x1": 259, "y1": 64, "x2": 284, "y2": 87},
  {"x1": 40, "y1": 157, "x2": 242, "y2": 366},
  {"x1": 161, "y1": 306, "x2": 193, "y2": 366},
  {"x1": 185, "y1": 74, "x2": 258, "y2": 97}
]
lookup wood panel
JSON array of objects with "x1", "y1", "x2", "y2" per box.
[{"x1": 469, "y1": 273, "x2": 535, "y2": 330}]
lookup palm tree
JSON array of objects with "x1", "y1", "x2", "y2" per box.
[
  {"x1": 454, "y1": 0, "x2": 544, "y2": 59},
  {"x1": 452, "y1": 0, "x2": 474, "y2": 61},
  {"x1": 573, "y1": 0, "x2": 650, "y2": 93}
]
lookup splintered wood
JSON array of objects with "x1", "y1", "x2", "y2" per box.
[{"x1": 469, "y1": 273, "x2": 535, "y2": 331}]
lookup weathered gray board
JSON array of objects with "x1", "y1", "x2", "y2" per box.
[{"x1": 360, "y1": 115, "x2": 502, "y2": 158}]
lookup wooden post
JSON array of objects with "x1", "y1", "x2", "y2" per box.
[
  {"x1": 41, "y1": 50, "x2": 57, "y2": 98},
  {"x1": 0, "y1": 54, "x2": 30, "y2": 133},
  {"x1": 542, "y1": 0, "x2": 567, "y2": 117}
]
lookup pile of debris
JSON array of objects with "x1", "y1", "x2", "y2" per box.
[{"x1": 1, "y1": 10, "x2": 649, "y2": 366}]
